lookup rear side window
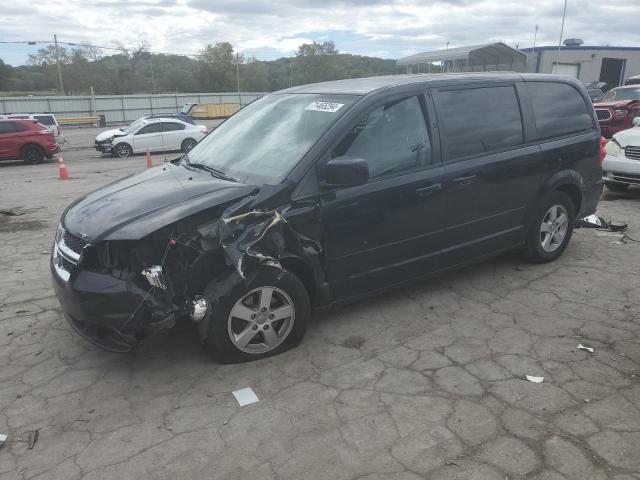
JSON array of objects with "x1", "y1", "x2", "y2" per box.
[
  {"x1": 161, "y1": 122, "x2": 185, "y2": 132},
  {"x1": 0, "y1": 122, "x2": 16, "y2": 133},
  {"x1": 437, "y1": 86, "x2": 523, "y2": 161},
  {"x1": 34, "y1": 115, "x2": 56, "y2": 126},
  {"x1": 527, "y1": 82, "x2": 593, "y2": 139},
  {"x1": 137, "y1": 123, "x2": 162, "y2": 135}
]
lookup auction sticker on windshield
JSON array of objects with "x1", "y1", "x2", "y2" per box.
[{"x1": 305, "y1": 101, "x2": 344, "y2": 113}]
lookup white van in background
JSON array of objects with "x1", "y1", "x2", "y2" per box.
[{"x1": 0, "y1": 113, "x2": 65, "y2": 145}]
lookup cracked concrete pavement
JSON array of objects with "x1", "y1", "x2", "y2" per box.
[{"x1": 1, "y1": 137, "x2": 640, "y2": 479}]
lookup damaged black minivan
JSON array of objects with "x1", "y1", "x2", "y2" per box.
[{"x1": 52, "y1": 73, "x2": 604, "y2": 362}]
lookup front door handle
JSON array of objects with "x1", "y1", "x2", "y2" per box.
[
  {"x1": 415, "y1": 184, "x2": 442, "y2": 198},
  {"x1": 452, "y1": 174, "x2": 477, "y2": 186}
]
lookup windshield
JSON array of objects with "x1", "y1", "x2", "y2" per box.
[
  {"x1": 122, "y1": 119, "x2": 145, "y2": 134},
  {"x1": 601, "y1": 88, "x2": 640, "y2": 102},
  {"x1": 185, "y1": 93, "x2": 358, "y2": 184}
]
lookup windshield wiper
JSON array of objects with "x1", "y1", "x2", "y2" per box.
[{"x1": 184, "y1": 160, "x2": 238, "y2": 182}]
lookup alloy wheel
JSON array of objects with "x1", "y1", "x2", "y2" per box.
[
  {"x1": 540, "y1": 204, "x2": 569, "y2": 253},
  {"x1": 227, "y1": 286, "x2": 295, "y2": 354}
]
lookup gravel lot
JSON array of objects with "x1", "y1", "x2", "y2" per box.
[{"x1": 1, "y1": 128, "x2": 640, "y2": 479}]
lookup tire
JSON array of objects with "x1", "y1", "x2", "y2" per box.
[
  {"x1": 202, "y1": 268, "x2": 310, "y2": 363},
  {"x1": 181, "y1": 138, "x2": 197, "y2": 153},
  {"x1": 112, "y1": 143, "x2": 133, "y2": 158},
  {"x1": 21, "y1": 144, "x2": 45, "y2": 164},
  {"x1": 605, "y1": 181, "x2": 629, "y2": 192},
  {"x1": 522, "y1": 190, "x2": 576, "y2": 263}
]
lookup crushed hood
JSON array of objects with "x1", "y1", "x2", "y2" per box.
[
  {"x1": 96, "y1": 128, "x2": 127, "y2": 142},
  {"x1": 62, "y1": 163, "x2": 256, "y2": 242},
  {"x1": 612, "y1": 126, "x2": 640, "y2": 147}
]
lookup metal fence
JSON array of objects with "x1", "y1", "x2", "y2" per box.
[{"x1": 0, "y1": 92, "x2": 266, "y2": 125}]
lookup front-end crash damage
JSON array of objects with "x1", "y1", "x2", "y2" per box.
[{"x1": 53, "y1": 181, "x2": 326, "y2": 352}]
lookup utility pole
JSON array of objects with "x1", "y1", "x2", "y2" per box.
[
  {"x1": 236, "y1": 52, "x2": 241, "y2": 105},
  {"x1": 149, "y1": 54, "x2": 157, "y2": 94},
  {"x1": 532, "y1": 24, "x2": 539, "y2": 72},
  {"x1": 53, "y1": 34, "x2": 65, "y2": 95},
  {"x1": 289, "y1": 57, "x2": 293, "y2": 87},
  {"x1": 555, "y1": 0, "x2": 568, "y2": 74}
]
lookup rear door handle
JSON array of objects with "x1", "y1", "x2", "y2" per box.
[
  {"x1": 452, "y1": 174, "x2": 477, "y2": 186},
  {"x1": 415, "y1": 184, "x2": 442, "y2": 197}
]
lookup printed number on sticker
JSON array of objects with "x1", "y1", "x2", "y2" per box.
[{"x1": 305, "y1": 101, "x2": 344, "y2": 113}]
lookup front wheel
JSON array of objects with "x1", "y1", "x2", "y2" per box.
[
  {"x1": 112, "y1": 143, "x2": 133, "y2": 158},
  {"x1": 201, "y1": 268, "x2": 310, "y2": 363},
  {"x1": 605, "y1": 181, "x2": 629, "y2": 192},
  {"x1": 181, "y1": 138, "x2": 197, "y2": 153},
  {"x1": 522, "y1": 191, "x2": 576, "y2": 263}
]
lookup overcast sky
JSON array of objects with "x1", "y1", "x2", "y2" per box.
[{"x1": 1, "y1": 0, "x2": 639, "y2": 65}]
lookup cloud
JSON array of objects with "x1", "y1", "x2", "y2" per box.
[{"x1": 0, "y1": 0, "x2": 638, "y2": 66}]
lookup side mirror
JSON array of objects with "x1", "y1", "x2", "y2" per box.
[
  {"x1": 633, "y1": 117, "x2": 640, "y2": 127},
  {"x1": 322, "y1": 156, "x2": 369, "y2": 187}
]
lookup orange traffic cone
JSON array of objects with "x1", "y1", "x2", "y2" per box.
[
  {"x1": 58, "y1": 156, "x2": 69, "y2": 180},
  {"x1": 146, "y1": 148, "x2": 153, "y2": 169}
]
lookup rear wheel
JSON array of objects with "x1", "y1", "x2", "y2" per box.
[
  {"x1": 112, "y1": 143, "x2": 133, "y2": 158},
  {"x1": 605, "y1": 181, "x2": 629, "y2": 192},
  {"x1": 201, "y1": 268, "x2": 310, "y2": 363},
  {"x1": 522, "y1": 191, "x2": 575, "y2": 263},
  {"x1": 181, "y1": 138, "x2": 197, "y2": 153},
  {"x1": 21, "y1": 145, "x2": 45, "y2": 164}
]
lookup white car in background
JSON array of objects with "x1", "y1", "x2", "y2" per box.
[
  {"x1": 95, "y1": 118, "x2": 208, "y2": 157},
  {"x1": 603, "y1": 117, "x2": 640, "y2": 191}
]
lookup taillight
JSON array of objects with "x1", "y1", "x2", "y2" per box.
[{"x1": 599, "y1": 136, "x2": 607, "y2": 168}]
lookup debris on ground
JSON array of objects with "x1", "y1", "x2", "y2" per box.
[
  {"x1": 525, "y1": 375, "x2": 544, "y2": 383},
  {"x1": 576, "y1": 215, "x2": 627, "y2": 231},
  {"x1": 232, "y1": 387, "x2": 259, "y2": 406},
  {"x1": 26, "y1": 430, "x2": 38, "y2": 450},
  {"x1": 576, "y1": 215, "x2": 640, "y2": 244},
  {"x1": 577, "y1": 344, "x2": 595, "y2": 353},
  {"x1": 0, "y1": 433, "x2": 6, "y2": 449},
  {"x1": 0, "y1": 208, "x2": 25, "y2": 216}
]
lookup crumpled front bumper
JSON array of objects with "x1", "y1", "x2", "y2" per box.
[
  {"x1": 51, "y1": 254, "x2": 148, "y2": 352},
  {"x1": 95, "y1": 142, "x2": 113, "y2": 153}
]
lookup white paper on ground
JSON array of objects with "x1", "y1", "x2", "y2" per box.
[
  {"x1": 0, "y1": 433, "x2": 7, "y2": 445},
  {"x1": 525, "y1": 375, "x2": 544, "y2": 383},
  {"x1": 578, "y1": 344, "x2": 595, "y2": 353},
  {"x1": 232, "y1": 387, "x2": 259, "y2": 406}
]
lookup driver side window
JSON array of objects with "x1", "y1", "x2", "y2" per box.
[{"x1": 332, "y1": 96, "x2": 432, "y2": 180}]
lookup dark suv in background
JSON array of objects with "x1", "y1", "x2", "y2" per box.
[{"x1": 51, "y1": 73, "x2": 603, "y2": 362}]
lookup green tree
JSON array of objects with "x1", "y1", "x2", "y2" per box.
[
  {"x1": 292, "y1": 41, "x2": 346, "y2": 85},
  {"x1": 0, "y1": 59, "x2": 13, "y2": 90},
  {"x1": 196, "y1": 42, "x2": 237, "y2": 92}
]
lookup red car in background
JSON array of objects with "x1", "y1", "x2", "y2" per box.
[
  {"x1": 0, "y1": 119, "x2": 59, "y2": 163},
  {"x1": 593, "y1": 85, "x2": 640, "y2": 138}
]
